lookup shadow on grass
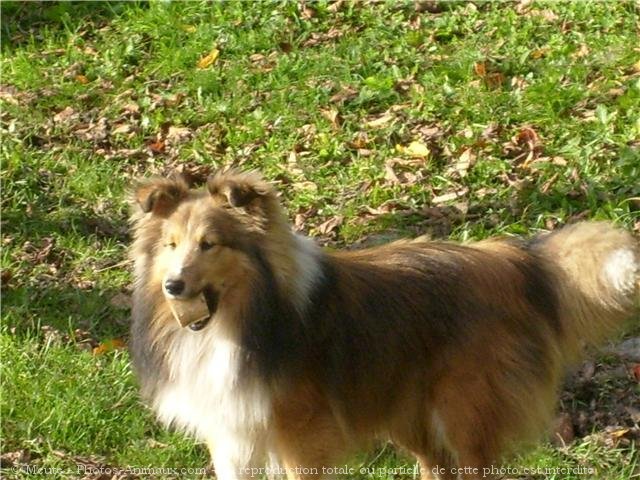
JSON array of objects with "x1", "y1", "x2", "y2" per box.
[
  {"x1": 1, "y1": 1, "x2": 141, "y2": 50},
  {"x1": 3, "y1": 283, "x2": 131, "y2": 342},
  {"x1": 349, "y1": 170, "x2": 637, "y2": 246},
  {"x1": 2, "y1": 207, "x2": 131, "y2": 341}
]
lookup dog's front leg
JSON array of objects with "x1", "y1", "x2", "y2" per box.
[{"x1": 208, "y1": 431, "x2": 269, "y2": 480}]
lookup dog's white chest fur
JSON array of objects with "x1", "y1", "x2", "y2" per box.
[{"x1": 152, "y1": 329, "x2": 271, "y2": 461}]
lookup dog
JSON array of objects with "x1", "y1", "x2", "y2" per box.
[{"x1": 129, "y1": 169, "x2": 638, "y2": 480}]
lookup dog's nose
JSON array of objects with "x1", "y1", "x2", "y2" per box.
[{"x1": 164, "y1": 279, "x2": 185, "y2": 296}]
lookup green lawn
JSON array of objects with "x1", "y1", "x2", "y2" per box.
[{"x1": 1, "y1": 1, "x2": 639, "y2": 479}]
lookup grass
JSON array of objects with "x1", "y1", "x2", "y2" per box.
[{"x1": 1, "y1": 1, "x2": 639, "y2": 479}]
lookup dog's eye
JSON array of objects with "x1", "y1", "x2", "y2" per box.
[
  {"x1": 200, "y1": 240, "x2": 215, "y2": 251},
  {"x1": 165, "y1": 242, "x2": 177, "y2": 249}
]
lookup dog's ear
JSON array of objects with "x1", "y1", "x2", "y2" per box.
[
  {"x1": 207, "y1": 170, "x2": 272, "y2": 208},
  {"x1": 134, "y1": 176, "x2": 189, "y2": 217}
]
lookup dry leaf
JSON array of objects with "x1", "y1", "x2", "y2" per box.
[
  {"x1": 573, "y1": 44, "x2": 590, "y2": 59},
  {"x1": 473, "y1": 62, "x2": 487, "y2": 77},
  {"x1": 122, "y1": 103, "x2": 140, "y2": 115},
  {"x1": 485, "y1": 72, "x2": 505, "y2": 89},
  {"x1": 516, "y1": 126, "x2": 539, "y2": 145},
  {"x1": 317, "y1": 216, "x2": 343, "y2": 236},
  {"x1": 75, "y1": 74, "x2": 89, "y2": 84},
  {"x1": 53, "y1": 106, "x2": 76, "y2": 123},
  {"x1": 197, "y1": 48, "x2": 220, "y2": 69},
  {"x1": 321, "y1": 109, "x2": 341, "y2": 129},
  {"x1": 301, "y1": 3, "x2": 316, "y2": 19},
  {"x1": 531, "y1": 47, "x2": 550, "y2": 59},
  {"x1": 292, "y1": 181, "x2": 318, "y2": 192},
  {"x1": 365, "y1": 113, "x2": 394, "y2": 128},
  {"x1": 166, "y1": 126, "x2": 192, "y2": 144},
  {"x1": 302, "y1": 28, "x2": 343, "y2": 47},
  {"x1": 148, "y1": 139, "x2": 166, "y2": 154},
  {"x1": 397, "y1": 141, "x2": 430, "y2": 158},
  {"x1": 534, "y1": 9, "x2": 559, "y2": 22},
  {"x1": 92, "y1": 338, "x2": 126, "y2": 355},
  {"x1": 454, "y1": 148, "x2": 476, "y2": 178},
  {"x1": 112, "y1": 123, "x2": 133, "y2": 135},
  {"x1": 385, "y1": 162, "x2": 400, "y2": 185},
  {"x1": 330, "y1": 86, "x2": 358, "y2": 104},
  {"x1": 349, "y1": 132, "x2": 369, "y2": 149},
  {"x1": 431, "y1": 187, "x2": 469, "y2": 204},
  {"x1": 327, "y1": 0, "x2": 345, "y2": 13}
]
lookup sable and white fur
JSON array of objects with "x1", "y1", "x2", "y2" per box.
[{"x1": 129, "y1": 170, "x2": 639, "y2": 480}]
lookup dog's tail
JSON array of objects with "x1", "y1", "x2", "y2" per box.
[{"x1": 533, "y1": 222, "x2": 639, "y2": 359}]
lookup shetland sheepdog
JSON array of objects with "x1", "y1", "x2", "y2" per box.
[{"x1": 129, "y1": 169, "x2": 638, "y2": 480}]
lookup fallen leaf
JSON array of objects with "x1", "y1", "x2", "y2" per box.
[
  {"x1": 385, "y1": 162, "x2": 400, "y2": 185},
  {"x1": 93, "y1": 338, "x2": 126, "y2": 356},
  {"x1": 365, "y1": 113, "x2": 394, "y2": 128},
  {"x1": 302, "y1": 28, "x2": 343, "y2": 47},
  {"x1": 197, "y1": 48, "x2": 220, "y2": 69},
  {"x1": 474, "y1": 61, "x2": 487, "y2": 77},
  {"x1": 300, "y1": 2, "x2": 317, "y2": 19},
  {"x1": 415, "y1": 124, "x2": 443, "y2": 140},
  {"x1": 112, "y1": 123, "x2": 133, "y2": 135},
  {"x1": 166, "y1": 126, "x2": 192, "y2": 144},
  {"x1": 540, "y1": 172, "x2": 559, "y2": 194},
  {"x1": 453, "y1": 148, "x2": 476, "y2": 178},
  {"x1": 397, "y1": 140, "x2": 430, "y2": 158},
  {"x1": 517, "y1": 126, "x2": 539, "y2": 144},
  {"x1": 573, "y1": 44, "x2": 590, "y2": 59},
  {"x1": 609, "y1": 428, "x2": 631, "y2": 439},
  {"x1": 531, "y1": 47, "x2": 550, "y2": 59},
  {"x1": 431, "y1": 187, "x2": 469, "y2": 204},
  {"x1": 181, "y1": 24, "x2": 197, "y2": 33},
  {"x1": 348, "y1": 131, "x2": 369, "y2": 149},
  {"x1": 292, "y1": 181, "x2": 318, "y2": 192},
  {"x1": 485, "y1": 72, "x2": 505, "y2": 89},
  {"x1": 327, "y1": 0, "x2": 345, "y2": 13},
  {"x1": 122, "y1": 103, "x2": 140, "y2": 115},
  {"x1": 75, "y1": 74, "x2": 89, "y2": 84},
  {"x1": 317, "y1": 216, "x2": 343, "y2": 236},
  {"x1": 321, "y1": 109, "x2": 341, "y2": 129},
  {"x1": 148, "y1": 139, "x2": 166, "y2": 154},
  {"x1": 0, "y1": 85, "x2": 20, "y2": 105},
  {"x1": 330, "y1": 85, "x2": 358, "y2": 104},
  {"x1": 534, "y1": 9, "x2": 559, "y2": 22},
  {"x1": 53, "y1": 106, "x2": 77, "y2": 123},
  {"x1": 0, "y1": 449, "x2": 32, "y2": 468}
]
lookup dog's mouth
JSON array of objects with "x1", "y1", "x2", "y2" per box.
[{"x1": 188, "y1": 286, "x2": 219, "y2": 332}]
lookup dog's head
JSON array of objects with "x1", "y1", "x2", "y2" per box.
[{"x1": 132, "y1": 169, "x2": 285, "y2": 308}]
